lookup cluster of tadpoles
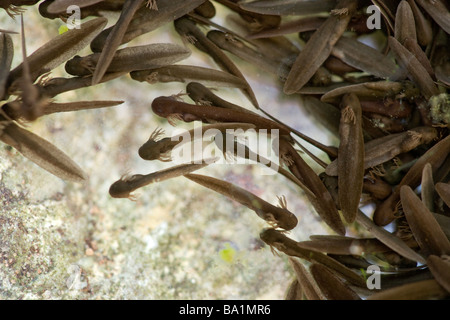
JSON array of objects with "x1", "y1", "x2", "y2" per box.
[{"x1": 1, "y1": 0, "x2": 449, "y2": 300}]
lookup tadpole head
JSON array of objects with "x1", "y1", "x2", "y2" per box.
[
  {"x1": 138, "y1": 137, "x2": 172, "y2": 161},
  {"x1": 109, "y1": 179, "x2": 131, "y2": 199},
  {"x1": 277, "y1": 209, "x2": 298, "y2": 231}
]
